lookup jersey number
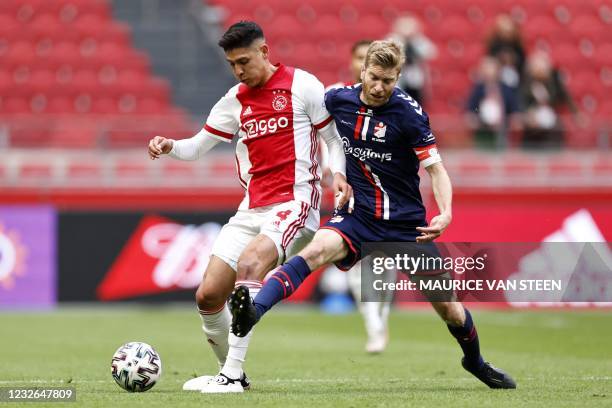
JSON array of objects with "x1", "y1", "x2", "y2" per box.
[{"x1": 276, "y1": 210, "x2": 292, "y2": 221}]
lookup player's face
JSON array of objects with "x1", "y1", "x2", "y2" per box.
[
  {"x1": 350, "y1": 45, "x2": 369, "y2": 83},
  {"x1": 225, "y1": 41, "x2": 270, "y2": 87},
  {"x1": 360, "y1": 64, "x2": 399, "y2": 107}
]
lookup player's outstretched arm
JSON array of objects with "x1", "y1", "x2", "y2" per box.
[
  {"x1": 147, "y1": 129, "x2": 221, "y2": 161},
  {"x1": 319, "y1": 121, "x2": 352, "y2": 208},
  {"x1": 416, "y1": 162, "x2": 453, "y2": 242}
]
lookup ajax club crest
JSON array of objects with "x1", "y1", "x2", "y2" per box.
[{"x1": 272, "y1": 90, "x2": 289, "y2": 111}]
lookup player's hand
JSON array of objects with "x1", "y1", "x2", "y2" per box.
[
  {"x1": 148, "y1": 136, "x2": 174, "y2": 160},
  {"x1": 416, "y1": 213, "x2": 451, "y2": 242},
  {"x1": 332, "y1": 173, "x2": 353, "y2": 210}
]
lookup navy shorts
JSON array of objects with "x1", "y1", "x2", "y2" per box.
[{"x1": 320, "y1": 210, "x2": 430, "y2": 271}]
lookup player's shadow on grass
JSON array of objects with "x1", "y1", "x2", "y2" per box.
[{"x1": 260, "y1": 385, "x2": 483, "y2": 395}]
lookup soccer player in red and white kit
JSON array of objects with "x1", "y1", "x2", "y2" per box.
[{"x1": 148, "y1": 21, "x2": 350, "y2": 393}]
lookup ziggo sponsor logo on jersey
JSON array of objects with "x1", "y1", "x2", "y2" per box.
[
  {"x1": 342, "y1": 137, "x2": 392, "y2": 162},
  {"x1": 242, "y1": 116, "x2": 290, "y2": 137}
]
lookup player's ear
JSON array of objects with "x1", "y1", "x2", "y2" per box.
[
  {"x1": 259, "y1": 43, "x2": 269, "y2": 60},
  {"x1": 360, "y1": 65, "x2": 366, "y2": 82}
]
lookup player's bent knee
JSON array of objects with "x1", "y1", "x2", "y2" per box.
[
  {"x1": 236, "y1": 258, "x2": 260, "y2": 281},
  {"x1": 195, "y1": 285, "x2": 226, "y2": 312},
  {"x1": 299, "y1": 240, "x2": 332, "y2": 270}
]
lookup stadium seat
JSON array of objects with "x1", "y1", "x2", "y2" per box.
[
  {"x1": 456, "y1": 161, "x2": 493, "y2": 177},
  {"x1": 19, "y1": 163, "x2": 54, "y2": 179},
  {"x1": 548, "y1": 159, "x2": 584, "y2": 177},
  {"x1": 501, "y1": 159, "x2": 538, "y2": 177},
  {"x1": 522, "y1": 15, "x2": 567, "y2": 42},
  {"x1": 66, "y1": 162, "x2": 103, "y2": 178},
  {"x1": 569, "y1": 15, "x2": 607, "y2": 38}
]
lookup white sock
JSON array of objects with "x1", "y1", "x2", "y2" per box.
[
  {"x1": 379, "y1": 267, "x2": 396, "y2": 328},
  {"x1": 221, "y1": 280, "x2": 262, "y2": 379},
  {"x1": 199, "y1": 304, "x2": 231, "y2": 371},
  {"x1": 346, "y1": 261, "x2": 383, "y2": 336},
  {"x1": 346, "y1": 262, "x2": 362, "y2": 301},
  {"x1": 362, "y1": 302, "x2": 385, "y2": 337},
  {"x1": 380, "y1": 301, "x2": 392, "y2": 327}
]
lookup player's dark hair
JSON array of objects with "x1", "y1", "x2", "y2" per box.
[
  {"x1": 351, "y1": 39, "x2": 373, "y2": 55},
  {"x1": 218, "y1": 21, "x2": 265, "y2": 52}
]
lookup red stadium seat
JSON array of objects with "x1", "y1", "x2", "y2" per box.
[
  {"x1": 548, "y1": 159, "x2": 584, "y2": 177},
  {"x1": 47, "y1": 96, "x2": 73, "y2": 113},
  {"x1": 501, "y1": 159, "x2": 538, "y2": 177},
  {"x1": 66, "y1": 162, "x2": 103, "y2": 178},
  {"x1": 2, "y1": 96, "x2": 29, "y2": 113},
  {"x1": 6, "y1": 41, "x2": 36, "y2": 65},
  {"x1": 114, "y1": 163, "x2": 150, "y2": 178},
  {"x1": 434, "y1": 15, "x2": 477, "y2": 42},
  {"x1": 92, "y1": 97, "x2": 118, "y2": 114},
  {"x1": 28, "y1": 69, "x2": 56, "y2": 93},
  {"x1": 356, "y1": 15, "x2": 387, "y2": 40},
  {"x1": 569, "y1": 15, "x2": 607, "y2": 38},
  {"x1": 19, "y1": 163, "x2": 53, "y2": 179},
  {"x1": 163, "y1": 162, "x2": 198, "y2": 179},
  {"x1": 523, "y1": 15, "x2": 567, "y2": 42},
  {"x1": 456, "y1": 161, "x2": 493, "y2": 177}
]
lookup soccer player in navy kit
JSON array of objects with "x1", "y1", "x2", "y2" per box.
[{"x1": 231, "y1": 40, "x2": 516, "y2": 389}]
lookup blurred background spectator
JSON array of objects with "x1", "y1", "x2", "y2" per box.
[
  {"x1": 520, "y1": 51, "x2": 585, "y2": 149},
  {"x1": 466, "y1": 57, "x2": 521, "y2": 149},
  {"x1": 388, "y1": 14, "x2": 437, "y2": 106},
  {"x1": 485, "y1": 14, "x2": 526, "y2": 93}
]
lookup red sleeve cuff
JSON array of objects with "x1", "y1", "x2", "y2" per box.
[
  {"x1": 204, "y1": 124, "x2": 234, "y2": 140},
  {"x1": 313, "y1": 115, "x2": 333, "y2": 130}
]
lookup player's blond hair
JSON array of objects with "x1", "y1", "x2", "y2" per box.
[{"x1": 364, "y1": 40, "x2": 405, "y2": 72}]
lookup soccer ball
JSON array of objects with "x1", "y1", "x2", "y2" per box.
[{"x1": 111, "y1": 342, "x2": 162, "y2": 392}]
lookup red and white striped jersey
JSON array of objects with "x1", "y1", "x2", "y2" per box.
[{"x1": 202, "y1": 65, "x2": 333, "y2": 210}]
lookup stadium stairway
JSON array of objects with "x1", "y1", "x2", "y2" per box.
[{"x1": 110, "y1": 0, "x2": 235, "y2": 116}]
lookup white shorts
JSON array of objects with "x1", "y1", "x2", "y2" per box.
[{"x1": 211, "y1": 200, "x2": 319, "y2": 272}]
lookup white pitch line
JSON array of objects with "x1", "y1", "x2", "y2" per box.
[{"x1": 1, "y1": 376, "x2": 611, "y2": 385}]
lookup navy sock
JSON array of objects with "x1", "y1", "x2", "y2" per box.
[
  {"x1": 253, "y1": 256, "x2": 312, "y2": 320},
  {"x1": 447, "y1": 307, "x2": 484, "y2": 368}
]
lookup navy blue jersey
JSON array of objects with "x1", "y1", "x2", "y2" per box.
[{"x1": 325, "y1": 85, "x2": 441, "y2": 224}]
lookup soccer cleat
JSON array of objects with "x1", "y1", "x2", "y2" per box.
[
  {"x1": 200, "y1": 372, "x2": 250, "y2": 393},
  {"x1": 182, "y1": 375, "x2": 214, "y2": 391},
  {"x1": 462, "y1": 358, "x2": 517, "y2": 389},
  {"x1": 229, "y1": 285, "x2": 259, "y2": 337},
  {"x1": 365, "y1": 328, "x2": 389, "y2": 354},
  {"x1": 183, "y1": 372, "x2": 251, "y2": 391}
]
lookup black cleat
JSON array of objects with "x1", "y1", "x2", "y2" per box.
[
  {"x1": 462, "y1": 358, "x2": 517, "y2": 389},
  {"x1": 230, "y1": 285, "x2": 259, "y2": 337}
]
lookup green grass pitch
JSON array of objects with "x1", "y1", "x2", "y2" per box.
[{"x1": 1, "y1": 306, "x2": 611, "y2": 407}]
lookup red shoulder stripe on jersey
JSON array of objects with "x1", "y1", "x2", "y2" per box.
[
  {"x1": 313, "y1": 115, "x2": 333, "y2": 129},
  {"x1": 413, "y1": 143, "x2": 438, "y2": 161},
  {"x1": 204, "y1": 124, "x2": 233, "y2": 140}
]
